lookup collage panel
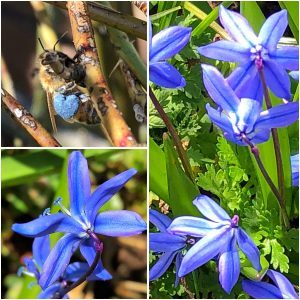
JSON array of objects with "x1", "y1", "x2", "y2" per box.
[
  {"x1": 149, "y1": 1, "x2": 299, "y2": 299},
  {"x1": 2, "y1": 149, "x2": 147, "y2": 299},
  {"x1": 2, "y1": 1, "x2": 146, "y2": 147}
]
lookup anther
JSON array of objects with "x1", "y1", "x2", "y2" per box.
[{"x1": 53, "y1": 197, "x2": 71, "y2": 216}]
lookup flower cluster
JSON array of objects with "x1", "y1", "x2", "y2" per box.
[{"x1": 12, "y1": 151, "x2": 146, "y2": 298}]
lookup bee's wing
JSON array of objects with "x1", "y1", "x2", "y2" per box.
[{"x1": 46, "y1": 91, "x2": 57, "y2": 133}]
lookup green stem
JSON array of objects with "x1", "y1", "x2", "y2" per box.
[
  {"x1": 192, "y1": 270, "x2": 200, "y2": 298},
  {"x1": 149, "y1": 87, "x2": 194, "y2": 182}
]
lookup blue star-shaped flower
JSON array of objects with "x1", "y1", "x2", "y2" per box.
[
  {"x1": 19, "y1": 235, "x2": 101, "y2": 299},
  {"x1": 198, "y1": 5, "x2": 299, "y2": 100},
  {"x1": 242, "y1": 269, "x2": 298, "y2": 299},
  {"x1": 150, "y1": 22, "x2": 192, "y2": 88},
  {"x1": 202, "y1": 64, "x2": 299, "y2": 146},
  {"x1": 12, "y1": 151, "x2": 146, "y2": 290},
  {"x1": 149, "y1": 209, "x2": 191, "y2": 287},
  {"x1": 168, "y1": 195, "x2": 262, "y2": 294}
]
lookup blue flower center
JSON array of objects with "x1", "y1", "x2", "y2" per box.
[
  {"x1": 231, "y1": 215, "x2": 239, "y2": 227},
  {"x1": 250, "y1": 44, "x2": 269, "y2": 69}
]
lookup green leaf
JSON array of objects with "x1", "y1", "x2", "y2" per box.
[
  {"x1": 275, "y1": 227, "x2": 299, "y2": 252},
  {"x1": 270, "y1": 239, "x2": 290, "y2": 273},
  {"x1": 241, "y1": 255, "x2": 269, "y2": 281},
  {"x1": 279, "y1": 1, "x2": 299, "y2": 42},
  {"x1": 240, "y1": 2, "x2": 265, "y2": 34},
  {"x1": 163, "y1": 134, "x2": 199, "y2": 217},
  {"x1": 150, "y1": 138, "x2": 169, "y2": 201}
]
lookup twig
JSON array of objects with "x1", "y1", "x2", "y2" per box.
[
  {"x1": 66, "y1": 1, "x2": 137, "y2": 146},
  {"x1": 1, "y1": 89, "x2": 61, "y2": 147},
  {"x1": 180, "y1": 277, "x2": 195, "y2": 299},
  {"x1": 45, "y1": 1, "x2": 146, "y2": 40}
]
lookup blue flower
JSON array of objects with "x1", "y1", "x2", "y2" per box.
[
  {"x1": 150, "y1": 22, "x2": 192, "y2": 88},
  {"x1": 19, "y1": 235, "x2": 100, "y2": 299},
  {"x1": 168, "y1": 195, "x2": 262, "y2": 294},
  {"x1": 198, "y1": 5, "x2": 299, "y2": 100},
  {"x1": 12, "y1": 151, "x2": 146, "y2": 290},
  {"x1": 291, "y1": 154, "x2": 299, "y2": 186},
  {"x1": 202, "y1": 64, "x2": 299, "y2": 146},
  {"x1": 149, "y1": 209, "x2": 191, "y2": 287},
  {"x1": 242, "y1": 269, "x2": 298, "y2": 299}
]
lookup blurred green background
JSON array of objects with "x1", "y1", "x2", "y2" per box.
[{"x1": 1, "y1": 149, "x2": 147, "y2": 299}]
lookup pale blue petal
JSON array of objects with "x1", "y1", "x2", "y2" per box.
[
  {"x1": 80, "y1": 239, "x2": 112, "y2": 280},
  {"x1": 250, "y1": 129, "x2": 271, "y2": 145},
  {"x1": 227, "y1": 62, "x2": 259, "y2": 100},
  {"x1": 192, "y1": 195, "x2": 231, "y2": 222},
  {"x1": 150, "y1": 251, "x2": 177, "y2": 281},
  {"x1": 39, "y1": 234, "x2": 81, "y2": 289},
  {"x1": 149, "y1": 209, "x2": 172, "y2": 232},
  {"x1": 33, "y1": 235, "x2": 50, "y2": 268},
  {"x1": 218, "y1": 236, "x2": 240, "y2": 294},
  {"x1": 65, "y1": 262, "x2": 99, "y2": 282},
  {"x1": 178, "y1": 226, "x2": 232, "y2": 277},
  {"x1": 12, "y1": 214, "x2": 84, "y2": 237},
  {"x1": 150, "y1": 62, "x2": 186, "y2": 88},
  {"x1": 258, "y1": 10, "x2": 287, "y2": 52},
  {"x1": 168, "y1": 216, "x2": 224, "y2": 237},
  {"x1": 38, "y1": 283, "x2": 63, "y2": 299},
  {"x1": 175, "y1": 253, "x2": 183, "y2": 287},
  {"x1": 291, "y1": 154, "x2": 299, "y2": 186},
  {"x1": 198, "y1": 40, "x2": 250, "y2": 62},
  {"x1": 290, "y1": 71, "x2": 299, "y2": 81},
  {"x1": 237, "y1": 228, "x2": 261, "y2": 271},
  {"x1": 94, "y1": 210, "x2": 146, "y2": 236},
  {"x1": 202, "y1": 64, "x2": 240, "y2": 116},
  {"x1": 219, "y1": 5, "x2": 258, "y2": 47},
  {"x1": 267, "y1": 270, "x2": 298, "y2": 299},
  {"x1": 68, "y1": 151, "x2": 91, "y2": 223},
  {"x1": 85, "y1": 168, "x2": 137, "y2": 224},
  {"x1": 256, "y1": 102, "x2": 299, "y2": 130},
  {"x1": 236, "y1": 98, "x2": 261, "y2": 133},
  {"x1": 151, "y1": 26, "x2": 191, "y2": 62},
  {"x1": 206, "y1": 104, "x2": 234, "y2": 133},
  {"x1": 271, "y1": 47, "x2": 299, "y2": 71},
  {"x1": 150, "y1": 233, "x2": 186, "y2": 252},
  {"x1": 242, "y1": 279, "x2": 283, "y2": 298},
  {"x1": 264, "y1": 59, "x2": 292, "y2": 100}
]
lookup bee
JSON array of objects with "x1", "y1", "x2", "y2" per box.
[{"x1": 38, "y1": 35, "x2": 100, "y2": 132}]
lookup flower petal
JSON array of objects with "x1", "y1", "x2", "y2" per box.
[
  {"x1": 198, "y1": 40, "x2": 250, "y2": 62},
  {"x1": 256, "y1": 102, "x2": 299, "y2": 130},
  {"x1": 192, "y1": 195, "x2": 231, "y2": 222},
  {"x1": 258, "y1": 10, "x2": 287, "y2": 52},
  {"x1": 202, "y1": 64, "x2": 240, "y2": 116},
  {"x1": 85, "y1": 168, "x2": 137, "y2": 224},
  {"x1": 206, "y1": 104, "x2": 234, "y2": 134},
  {"x1": 149, "y1": 209, "x2": 172, "y2": 232},
  {"x1": 65, "y1": 262, "x2": 99, "y2": 282},
  {"x1": 242, "y1": 279, "x2": 283, "y2": 299},
  {"x1": 24, "y1": 257, "x2": 39, "y2": 279},
  {"x1": 219, "y1": 236, "x2": 240, "y2": 294},
  {"x1": 219, "y1": 5, "x2": 258, "y2": 47},
  {"x1": 236, "y1": 98, "x2": 261, "y2": 133},
  {"x1": 250, "y1": 128, "x2": 271, "y2": 145},
  {"x1": 271, "y1": 47, "x2": 299, "y2": 71},
  {"x1": 68, "y1": 151, "x2": 91, "y2": 223},
  {"x1": 267, "y1": 269, "x2": 298, "y2": 299},
  {"x1": 39, "y1": 234, "x2": 81, "y2": 289},
  {"x1": 290, "y1": 71, "x2": 299, "y2": 81},
  {"x1": 151, "y1": 26, "x2": 191, "y2": 62},
  {"x1": 33, "y1": 235, "x2": 50, "y2": 269},
  {"x1": 168, "y1": 216, "x2": 224, "y2": 237},
  {"x1": 178, "y1": 226, "x2": 232, "y2": 277},
  {"x1": 150, "y1": 251, "x2": 177, "y2": 281},
  {"x1": 150, "y1": 232, "x2": 186, "y2": 252},
  {"x1": 12, "y1": 214, "x2": 83, "y2": 237},
  {"x1": 175, "y1": 253, "x2": 183, "y2": 287},
  {"x1": 38, "y1": 283, "x2": 64, "y2": 299},
  {"x1": 150, "y1": 62, "x2": 186, "y2": 88},
  {"x1": 237, "y1": 228, "x2": 261, "y2": 271},
  {"x1": 80, "y1": 239, "x2": 112, "y2": 280},
  {"x1": 94, "y1": 210, "x2": 146, "y2": 236},
  {"x1": 264, "y1": 59, "x2": 292, "y2": 100},
  {"x1": 291, "y1": 154, "x2": 299, "y2": 186}
]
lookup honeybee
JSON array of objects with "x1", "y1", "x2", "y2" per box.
[{"x1": 38, "y1": 36, "x2": 100, "y2": 132}]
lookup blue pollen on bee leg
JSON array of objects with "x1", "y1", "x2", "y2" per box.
[{"x1": 53, "y1": 93, "x2": 80, "y2": 120}]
